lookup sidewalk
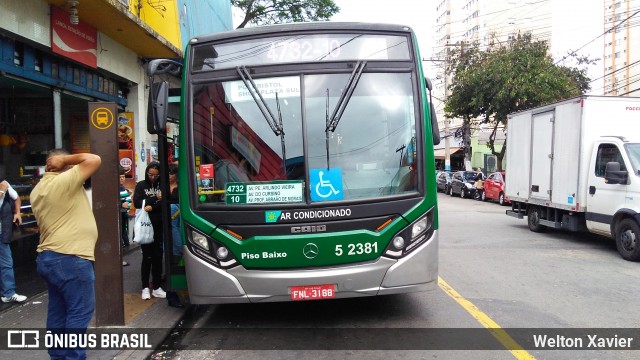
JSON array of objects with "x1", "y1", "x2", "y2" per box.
[{"x1": 0, "y1": 244, "x2": 188, "y2": 360}]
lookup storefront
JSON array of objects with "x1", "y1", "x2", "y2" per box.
[{"x1": 0, "y1": 26, "x2": 129, "y2": 265}]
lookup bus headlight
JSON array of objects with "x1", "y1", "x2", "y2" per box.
[
  {"x1": 392, "y1": 236, "x2": 405, "y2": 249},
  {"x1": 216, "y1": 247, "x2": 229, "y2": 260},
  {"x1": 411, "y1": 217, "x2": 430, "y2": 238},
  {"x1": 191, "y1": 230, "x2": 210, "y2": 250},
  {"x1": 187, "y1": 226, "x2": 238, "y2": 269},
  {"x1": 384, "y1": 207, "x2": 435, "y2": 259}
]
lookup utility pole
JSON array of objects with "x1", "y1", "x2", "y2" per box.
[{"x1": 443, "y1": 48, "x2": 451, "y2": 171}]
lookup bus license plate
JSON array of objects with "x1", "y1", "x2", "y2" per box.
[{"x1": 290, "y1": 284, "x2": 335, "y2": 301}]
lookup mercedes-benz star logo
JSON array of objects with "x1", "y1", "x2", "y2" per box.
[{"x1": 303, "y1": 243, "x2": 319, "y2": 259}]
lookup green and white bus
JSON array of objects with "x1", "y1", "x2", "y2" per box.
[{"x1": 148, "y1": 22, "x2": 441, "y2": 304}]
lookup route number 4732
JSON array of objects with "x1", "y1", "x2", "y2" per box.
[{"x1": 335, "y1": 242, "x2": 378, "y2": 256}]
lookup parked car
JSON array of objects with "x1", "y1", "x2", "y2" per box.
[
  {"x1": 436, "y1": 171, "x2": 452, "y2": 193},
  {"x1": 449, "y1": 171, "x2": 481, "y2": 198},
  {"x1": 483, "y1": 171, "x2": 509, "y2": 205}
]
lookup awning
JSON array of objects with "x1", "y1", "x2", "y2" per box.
[{"x1": 434, "y1": 147, "x2": 461, "y2": 159}]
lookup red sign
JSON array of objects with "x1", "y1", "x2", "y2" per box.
[
  {"x1": 200, "y1": 164, "x2": 214, "y2": 179},
  {"x1": 50, "y1": 6, "x2": 97, "y2": 68}
]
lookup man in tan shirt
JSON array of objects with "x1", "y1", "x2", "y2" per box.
[{"x1": 31, "y1": 149, "x2": 101, "y2": 360}]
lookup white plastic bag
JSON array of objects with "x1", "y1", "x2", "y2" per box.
[{"x1": 133, "y1": 200, "x2": 154, "y2": 245}]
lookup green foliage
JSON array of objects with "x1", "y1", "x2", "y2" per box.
[
  {"x1": 444, "y1": 33, "x2": 591, "y2": 168},
  {"x1": 232, "y1": 0, "x2": 340, "y2": 29}
]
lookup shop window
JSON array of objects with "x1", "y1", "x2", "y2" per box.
[
  {"x1": 87, "y1": 73, "x2": 94, "y2": 89},
  {"x1": 73, "y1": 68, "x2": 81, "y2": 85},
  {"x1": 34, "y1": 51, "x2": 43, "y2": 73},
  {"x1": 52, "y1": 63, "x2": 58, "y2": 78},
  {"x1": 98, "y1": 76, "x2": 104, "y2": 92},
  {"x1": 13, "y1": 42, "x2": 24, "y2": 66},
  {"x1": 58, "y1": 63, "x2": 67, "y2": 80}
]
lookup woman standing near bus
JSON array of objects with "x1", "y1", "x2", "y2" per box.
[{"x1": 133, "y1": 162, "x2": 166, "y2": 300}]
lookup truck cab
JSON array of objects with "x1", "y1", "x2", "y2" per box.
[{"x1": 586, "y1": 137, "x2": 640, "y2": 259}]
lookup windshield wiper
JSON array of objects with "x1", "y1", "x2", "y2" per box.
[
  {"x1": 324, "y1": 61, "x2": 366, "y2": 169},
  {"x1": 236, "y1": 66, "x2": 287, "y2": 173},
  {"x1": 236, "y1": 66, "x2": 284, "y2": 136},
  {"x1": 325, "y1": 61, "x2": 366, "y2": 133}
]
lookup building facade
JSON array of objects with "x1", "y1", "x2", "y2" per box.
[
  {"x1": 0, "y1": 0, "x2": 231, "y2": 263},
  {"x1": 0, "y1": 0, "x2": 231, "y2": 180}
]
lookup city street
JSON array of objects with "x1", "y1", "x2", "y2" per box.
[{"x1": 150, "y1": 193, "x2": 640, "y2": 360}]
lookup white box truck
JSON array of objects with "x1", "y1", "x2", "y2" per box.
[{"x1": 505, "y1": 96, "x2": 640, "y2": 261}]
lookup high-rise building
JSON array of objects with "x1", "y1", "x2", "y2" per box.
[
  {"x1": 432, "y1": 0, "x2": 553, "y2": 131},
  {"x1": 602, "y1": 0, "x2": 640, "y2": 96},
  {"x1": 431, "y1": 0, "x2": 607, "y2": 171}
]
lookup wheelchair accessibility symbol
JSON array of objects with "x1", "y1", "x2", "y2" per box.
[{"x1": 310, "y1": 168, "x2": 343, "y2": 201}]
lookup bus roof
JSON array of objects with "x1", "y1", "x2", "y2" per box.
[{"x1": 189, "y1": 22, "x2": 415, "y2": 44}]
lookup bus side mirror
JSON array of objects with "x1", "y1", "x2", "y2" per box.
[
  {"x1": 430, "y1": 103, "x2": 440, "y2": 145},
  {"x1": 605, "y1": 162, "x2": 628, "y2": 185},
  {"x1": 147, "y1": 81, "x2": 169, "y2": 134},
  {"x1": 425, "y1": 77, "x2": 440, "y2": 145}
]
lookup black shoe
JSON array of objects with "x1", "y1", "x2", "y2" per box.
[
  {"x1": 168, "y1": 301, "x2": 185, "y2": 308},
  {"x1": 166, "y1": 291, "x2": 184, "y2": 308}
]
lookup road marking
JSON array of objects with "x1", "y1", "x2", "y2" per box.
[{"x1": 438, "y1": 276, "x2": 536, "y2": 360}]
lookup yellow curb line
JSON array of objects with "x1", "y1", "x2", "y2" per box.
[{"x1": 439, "y1": 276, "x2": 536, "y2": 360}]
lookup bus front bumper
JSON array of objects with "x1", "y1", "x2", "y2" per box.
[{"x1": 183, "y1": 230, "x2": 438, "y2": 304}]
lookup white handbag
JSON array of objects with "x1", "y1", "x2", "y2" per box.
[{"x1": 133, "y1": 200, "x2": 154, "y2": 245}]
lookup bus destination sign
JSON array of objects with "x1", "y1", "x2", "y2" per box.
[{"x1": 226, "y1": 181, "x2": 304, "y2": 204}]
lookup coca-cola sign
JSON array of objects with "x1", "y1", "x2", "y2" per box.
[{"x1": 50, "y1": 6, "x2": 97, "y2": 68}]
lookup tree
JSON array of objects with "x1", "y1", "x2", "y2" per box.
[
  {"x1": 232, "y1": 0, "x2": 339, "y2": 29},
  {"x1": 444, "y1": 33, "x2": 592, "y2": 170}
]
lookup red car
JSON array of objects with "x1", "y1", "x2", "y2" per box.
[{"x1": 482, "y1": 171, "x2": 509, "y2": 205}]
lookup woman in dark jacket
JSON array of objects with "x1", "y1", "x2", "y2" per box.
[{"x1": 132, "y1": 162, "x2": 166, "y2": 300}]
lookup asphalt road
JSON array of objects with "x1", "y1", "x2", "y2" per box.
[{"x1": 151, "y1": 193, "x2": 640, "y2": 360}]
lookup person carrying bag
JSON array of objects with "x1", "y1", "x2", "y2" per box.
[{"x1": 132, "y1": 162, "x2": 166, "y2": 300}]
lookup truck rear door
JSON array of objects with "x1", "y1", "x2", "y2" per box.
[{"x1": 530, "y1": 111, "x2": 554, "y2": 201}]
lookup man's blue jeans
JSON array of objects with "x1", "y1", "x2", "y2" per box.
[
  {"x1": 0, "y1": 241, "x2": 17, "y2": 298},
  {"x1": 36, "y1": 250, "x2": 95, "y2": 360}
]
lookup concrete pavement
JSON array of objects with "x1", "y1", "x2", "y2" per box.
[{"x1": 0, "y1": 244, "x2": 188, "y2": 359}]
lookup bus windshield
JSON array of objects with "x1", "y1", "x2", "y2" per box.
[{"x1": 192, "y1": 71, "x2": 418, "y2": 205}]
